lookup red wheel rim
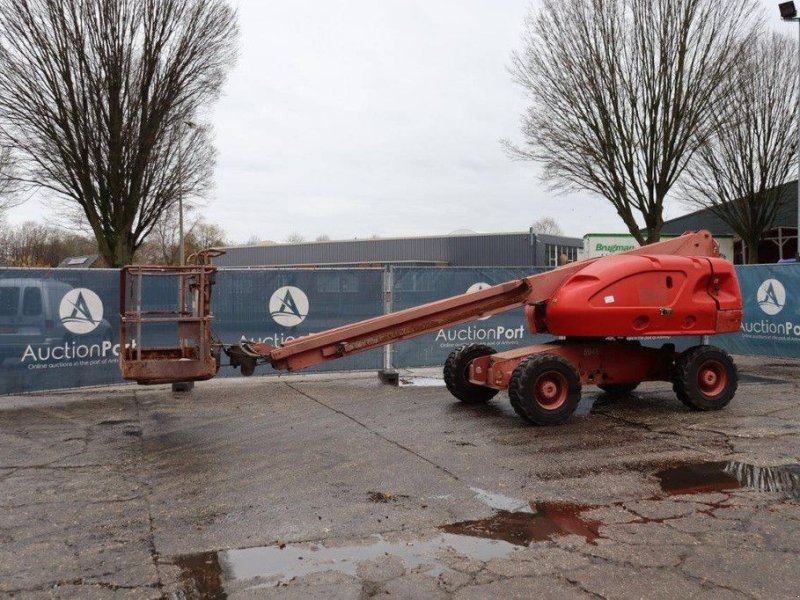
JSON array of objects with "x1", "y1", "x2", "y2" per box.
[
  {"x1": 698, "y1": 360, "x2": 727, "y2": 397},
  {"x1": 534, "y1": 371, "x2": 568, "y2": 409}
]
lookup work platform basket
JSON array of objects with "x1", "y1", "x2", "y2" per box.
[{"x1": 119, "y1": 252, "x2": 221, "y2": 384}]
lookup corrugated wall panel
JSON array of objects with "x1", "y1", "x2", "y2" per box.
[{"x1": 215, "y1": 233, "x2": 581, "y2": 267}]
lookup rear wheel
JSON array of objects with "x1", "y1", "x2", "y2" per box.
[
  {"x1": 508, "y1": 354, "x2": 581, "y2": 425},
  {"x1": 598, "y1": 382, "x2": 640, "y2": 397},
  {"x1": 673, "y1": 345, "x2": 737, "y2": 411},
  {"x1": 443, "y1": 344, "x2": 499, "y2": 404}
]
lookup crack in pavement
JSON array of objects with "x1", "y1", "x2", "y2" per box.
[
  {"x1": 284, "y1": 381, "x2": 460, "y2": 481},
  {"x1": 0, "y1": 495, "x2": 146, "y2": 509},
  {"x1": 561, "y1": 572, "x2": 610, "y2": 600},
  {"x1": 675, "y1": 551, "x2": 761, "y2": 600},
  {"x1": 597, "y1": 412, "x2": 736, "y2": 455},
  {"x1": 3, "y1": 579, "x2": 162, "y2": 595},
  {"x1": 0, "y1": 462, "x2": 121, "y2": 470},
  {"x1": 130, "y1": 390, "x2": 165, "y2": 594}
]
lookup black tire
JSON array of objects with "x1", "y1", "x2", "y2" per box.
[
  {"x1": 507, "y1": 376, "x2": 534, "y2": 424},
  {"x1": 443, "y1": 344, "x2": 499, "y2": 404},
  {"x1": 672, "y1": 345, "x2": 737, "y2": 411},
  {"x1": 508, "y1": 354, "x2": 582, "y2": 425},
  {"x1": 598, "y1": 382, "x2": 640, "y2": 397}
]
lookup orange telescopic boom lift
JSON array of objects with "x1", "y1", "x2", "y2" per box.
[{"x1": 119, "y1": 231, "x2": 742, "y2": 425}]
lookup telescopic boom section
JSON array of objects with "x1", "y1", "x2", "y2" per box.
[{"x1": 241, "y1": 231, "x2": 720, "y2": 372}]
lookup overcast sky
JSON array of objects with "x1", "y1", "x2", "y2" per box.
[{"x1": 7, "y1": 0, "x2": 790, "y2": 244}]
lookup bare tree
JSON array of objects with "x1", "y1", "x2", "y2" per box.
[
  {"x1": 0, "y1": 221, "x2": 96, "y2": 266},
  {"x1": 0, "y1": 0, "x2": 238, "y2": 266},
  {"x1": 285, "y1": 233, "x2": 306, "y2": 244},
  {"x1": 680, "y1": 33, "x2": 797, "y2": 264},
  {"x1": 507, "y1": 0, "x2": 761, "y2": 245},
  {"x1": 136, "y1": 202, "x2": 198, "y2": 265},
  {"x1": 0, "y1": 144, "x2": 19, "y2": 211},
  {"x1": 188, "y1": 220, "x2": 227, "y2": 251},
  {"x1": 531, "y1": 217, "x2": 563, "y2": 236},
  {"x1": 136, "y1": 206, "x2": 226, "y2": 264},
  {"x1": 315, "y1": 234, "x2": 331, "y2": 242}
]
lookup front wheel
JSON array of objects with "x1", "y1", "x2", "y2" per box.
[
  {"x1": 443, "y1": 344, "x2": 499, "y2": 404},
  {"x1": 508, "y1": 354, "x2": 581, "y2": 425},
  {"x1": 673, "y1": 345, "x2": 737, "y2": 411}
]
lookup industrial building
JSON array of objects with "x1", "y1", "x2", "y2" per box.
[
  {"x1": 216, "y1": 179, "x2": 800, "y2": 269},
  {"x1": 660, "y1": 181, "x2": 798, "y2": 263},
  {"x1": 215, "y1": 231, "x2": 584, "y2": 268}
]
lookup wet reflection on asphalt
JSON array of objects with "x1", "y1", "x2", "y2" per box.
[{"x1": 174, "y1": 459, "x2": 800, "y2": 598}]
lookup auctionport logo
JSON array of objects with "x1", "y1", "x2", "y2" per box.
[
  {"x1": 757, "y1": 279, "x2": 786, "y2": 316},
  {"x1": 269, "y1": 286, "x2": 309, "y2": 327},
  {"x1": 435, "y1": 325, "x2": 525, "y2": 346},
  {"x1": 59, "y1": 288, "x2": 104, "y2": 334},
  {"x1": 21, "y1": 286, "x2": 120, "y2": 366},
  {"x1": 433, "y1": 281, "x2": 525, "y2": 347},
  {"x1": 741, "y1": 277, "x2": 800, "y2": 341}
]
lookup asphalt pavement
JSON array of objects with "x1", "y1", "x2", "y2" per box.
[{"x1": 1, "y1": 355, "x2": 799, "y2": 599}]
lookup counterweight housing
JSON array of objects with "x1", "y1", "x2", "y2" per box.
[{"x1": 535, "y1": 255, "x2": 742, "y2": 337}]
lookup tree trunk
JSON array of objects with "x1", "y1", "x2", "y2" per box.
[
  {"x1": 618, "y1": 208, "x2": 646, "y2": 246},
  {"x1": 744, "y1": 237, "x2": 761, "y2": 265},
  {"x1": 111, "y1": 234, "x2": 135, "y2": 268},
  {"x1": 644, "y1": 228, "x2": 662, "y2": 245}
]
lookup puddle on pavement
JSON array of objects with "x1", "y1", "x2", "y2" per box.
[
  {"x1": 174, "y1": 462, "x2": 800, "y2": 597},
  {"x1": 173, "y1": 551, "x2": 226, "y2": 599},
  {"x1": 656, "y1": 461, "x2": 800, "y2": 497},
  {"x1": 738, "y1": 374, "x2": 788, "y2": 385},
  {"x1": 398, "y1": 377, "x2": 446, "y2": 387},
  {"x1": 174, "y1": 490, "x2": 601, "y2": 596},
  {"x1": 175, "y1": 532, "x2": 519, "y2": 596},
  {"x1": 443, "y1": 502, "x2": 600, "y2": 546}
]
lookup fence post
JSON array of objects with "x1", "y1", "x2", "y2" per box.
[{"x1": 378, "y1": 266, "x2": 398, "y2": 384}]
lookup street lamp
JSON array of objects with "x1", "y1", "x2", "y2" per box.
[
  {"x1": 178, "y1": 120, "x2": 196, "y2": 266},
  {"x1": 780, "y1": 2, "x2": 800, "y2": 259},
  {"x1": 174, "y1": 120, "x2": 197, "y2": 394}
]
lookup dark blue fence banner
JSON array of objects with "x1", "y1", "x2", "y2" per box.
[
  {"x1": 0, "y1": 268, "x2": 122, "y2": 394},
  {"x1": 0, "y1": 267, "x2": 386, "y2": 395},
  {"x1": 212, "y1": 268, "x2": 385, "y2": 376},
  {"x1": 715, "y1": 265, "x2": 800, "y2": 359},
  {"x1": 390, "y1": 267, "x2": 554, "y2": 369},
  {"x1": 2, "y1": 263, "x2": 800, "y2": 395}
]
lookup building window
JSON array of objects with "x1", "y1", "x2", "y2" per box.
[{"x1": 545, "y1": 244, "x2": 578, "y2": 267}]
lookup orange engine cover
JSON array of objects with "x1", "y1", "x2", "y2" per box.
[{"x1": 531, "y1": 254, "x2": 742, "y2": 338}]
